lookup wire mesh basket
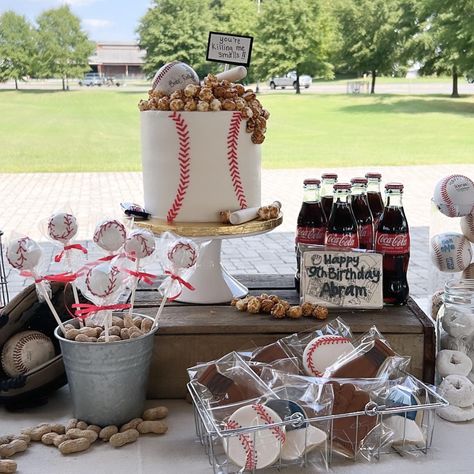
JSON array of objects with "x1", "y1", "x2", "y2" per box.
[{"x1": 188, "y1": 375, "x2": 448, "y2": 473}]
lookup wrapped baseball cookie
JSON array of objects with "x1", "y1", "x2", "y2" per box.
[
  {"x1": 5, "y1": 234, "x2": 79, "y2": 335},
  {"x1": 92, "y1": 218, "x2": 128, "y2": 260}
]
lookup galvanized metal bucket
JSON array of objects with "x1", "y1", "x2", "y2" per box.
[{"x1": 54, "y1": 313, "x2": 157, "y2": 427}]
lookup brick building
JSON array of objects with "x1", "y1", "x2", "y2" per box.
[{"x1": 89, "y1": 42, "x2": 145, "y2": 78}]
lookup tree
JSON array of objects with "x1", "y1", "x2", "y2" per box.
[
  {"x1": 0, "y1": 11, "x2": 36, "y2": 90},
  {"x1": 414, "y1": 0, "x2": 474, "y2": 97},
  {"x1": 253, "y1": 0, "x2": 334, "y2": 94},
  {"x1": 36, "y1": 6, "x2": 93, "y2": 91},
  {"x1": 138, "y1": 0, "x2": 213, "y2": 79},
  {"x1": 333, "y1": 0, "x2": 412, "y2": 93}
]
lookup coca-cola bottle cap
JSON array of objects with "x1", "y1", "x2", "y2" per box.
[
  {"x1": 304, "y1": 178, "x2": 321, "y2": 186},
  {"x1": 333, "y1": 183, "x2": 351, "y2": 190},
  {"x1": 350, "y1": 177, "x2": 368, "y2": 185},
  {"x1": 385, "y1": 182, "x2": 404, "y2": 190},
  {"x1": 366, "y1": 172, "x2": 382, "y2": 179},
  {"x1": 321, "y1": 173, "x2": 338, "y2": 180}
]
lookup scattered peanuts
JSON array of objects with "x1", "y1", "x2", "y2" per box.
[
  {"x1": 66, "y1": 429, "x2": 98, "y2": 444},
  {"x1": 22, "y1": 424, "x2": 52, "y2": 441},
  {"x1": 86, "y1": 425, "x2": 101, "y2": 435},
  {"x1": 109, "y1": 429, "x2": 139, "y2": 448},
  {"x1": 119, "y1": 418, "x2": 143, "y2": 433},
  {"x1": 0, "y1": 460, "x2": 16, "y2": 473},
  {"x1": 231, "y1": 293, "x2": 328, "y2": 321},
  {"x1": 41, "y1": 432, "x2": 61, "y2": 446},
  {"x1": 65, "y1": 328, "x2": 80, "y2": 340},
  {"x1": 52, "y1": 435, "x2": 68, "y2": 448},
  {"x1": 65, "y1": 419, "x2": 77, "y2": 431},
  {"x1": 143, "y1": 406, "x2": 168, "y2": 421},
  {"x1": 74, "y1": 334, "x2": 97, "y2": 343},
  {"x1": 99, "y1": 426, "x2": 118, "y2": 441},
  {"x1": 0, "y1": 439, "x2": 28, "y2": 458},
  {"x1": 58, "y1": 438, "x2": 91, "y2": 455},
  {"x1": 97, "y1": 335, "x2": 122, "y2": 343},
  {"x1": 137, "y1": 421, "x2": 167, "y2": 435},
  {"x1": 75, "y1": 422, "x2": 88, "y2": 431}
]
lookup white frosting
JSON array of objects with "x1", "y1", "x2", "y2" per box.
[
  {"x1": 124, "y1": 229, "x2": 156, "y2": 259},
  {"x1": 47, "y1": 213, "x2": 78, "y2": 243},
  {"x1": 7, "y1": 237, "x2": 42, "y2": 270},
  {"x1": 141, "y1": 111, "x2": 261, "y2": 222}
]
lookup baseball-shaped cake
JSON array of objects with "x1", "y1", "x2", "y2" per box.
[
  {"x1": 151, "y1": 61, "x2": 200, "y2": 95},
  {"x1": 167, "y1": 240, "x2": 198, "y2": 269},
  {"x1": 47, "y1": 212, "x2": 78, "y2": 243},
  {"x1": 430, "y1": 233, "x2": 472, "y2": 272},
  {"x1": 85, "y1": 263, "x2": 126, "y2": 299},
  {"x1": 302, "y1": 335, "x2": 355, "y2": 377},
  {"x1": 6, "y1": 236, "x2": 42, "y2": 271},
  {"x1": 224, "y1": 404, "x2": 285, "y2": 470},
  {"x1": 1, "y1": 330, "x2": 55, "y2": 377},
  {"x1": 124, "y1": 229, "x2": 156, "y2": 259},
  {"x1": 433, "y1": 175, "x2": 474, "y2": 217},
  {"x1": 461, "y1": 214, "x2": 474, "y2": 243},
  {"x1": 93, "y1": 219, "x2": 127, "y2": 253}
]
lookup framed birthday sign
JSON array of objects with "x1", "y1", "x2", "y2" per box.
[
  {"x1": 206, "y1": 32, "x2": 253, "y2": 67},
  {"x1": 300, "y1": 247, "x2": 383, "y2": 309}
]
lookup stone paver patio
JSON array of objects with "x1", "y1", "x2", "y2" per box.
[{"x1": 1, "y1": 164, "x2": 472, "y2": 301}]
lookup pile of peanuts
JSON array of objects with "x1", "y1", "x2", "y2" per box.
[
  {"x1": 231, "y1": 294, "x2": 329, "y2": 320},
  {"x1": 138, "y1": 74, "x2": 269, "y2": 144},
  {"x1": 64, "y1": 315, "x2": 153, "y2": 343},
  {"x1": 0, "y1": 406, "x2": 168, "y2": 472}
]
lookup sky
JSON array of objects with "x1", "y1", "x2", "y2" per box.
[{"x1": 0, "y1": 0, "x2": 152, "y2": 42}]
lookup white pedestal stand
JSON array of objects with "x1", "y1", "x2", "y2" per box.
[{"x1": 137, "y1": 215, "x2": 283, "y2": 304}]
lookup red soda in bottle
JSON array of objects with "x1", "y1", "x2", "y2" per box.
[
  {"x1": 375, "y1": 183, "x2": 410, "y2": 305},
  {"x1": 350, "y1": 177, "x2": 374, "y2": 250},
  {"x1": 295, "y1": 179, "x2": 327, "y2": 289},
  {"x1": 365, "y1": 172, "x2": 384, "y2": 223},
  {"x1": 325, "y1": 183, "x2": 359, "y2": 248},
  {"x1": 320, "y1": 173, "x2": 338, "y2": 220}
]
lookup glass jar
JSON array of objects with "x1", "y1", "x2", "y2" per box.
[{"x1": 437, "y1": 279, "x2": 474, "y2": 381}]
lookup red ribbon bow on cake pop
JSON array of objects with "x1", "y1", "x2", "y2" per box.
[
  {"x1": 163, "y1": 270, "x2": 195, "y2": 300},
  {"x1": 20, "y1": 270, "x2": 80, "y2": 284},
  {"x1": 54, "y1": 243, "x2": 88, "y2": 262},
  {"x1": 72, "y1": 303, "x2": 131, "y2": 319},
  {"x1": 124, "y1": 269, "x2": 157, "y2": 286}
]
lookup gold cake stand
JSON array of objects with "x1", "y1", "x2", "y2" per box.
[{"x1": 136, "y1": 214, "x2": 283, "y2": 304}]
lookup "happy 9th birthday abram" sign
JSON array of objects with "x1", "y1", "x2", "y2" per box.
[{"x1": 300, "y1": 248, "x2": 383, "y2": 308}]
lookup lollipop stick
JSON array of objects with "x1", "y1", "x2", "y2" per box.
[
  {"x1": 128, "y1": 259, "x2": 140, "y2": 319},
  {"x1": 152, "y1": 295, "x2": 167, "y2": 330},
  {"x1": 105, "y1": 311, "x2": 111, "y2": 342},
  {"x1": 37, "y1": 280, "x2": 67, "y2": 336},
  {"x1": 66, "y1": 249, "x2": 83, "y2": 327}
]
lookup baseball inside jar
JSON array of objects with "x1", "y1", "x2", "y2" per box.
[{"x1": 438, "y1": 279, "x2": 474, "y2": 382}]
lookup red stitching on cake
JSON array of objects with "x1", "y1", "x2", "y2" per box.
[
  {"x1": 8, "y1": 237, "x2": 30, "y2": 269},
  {"x1": 305, "y1": 336, "x2": 351, "y2": 377},
  {"x1": 252, "y1": 404, "x2": 286, "y2": 444},
  {"x1": 151, "y1": 61, "x2": 179, "y2": 90},
  {"x1": 135, "y1": 233, "x2": 153, "y2": 257},
  {"x1": 48, "y1": 214, "x2": 75, "y2": 241},
  {"x1": 93, "y1": 220, "x2": 126, "y2": 245},
  {"x1": 225, "y1": 419, "x2": 257, "y2": 471},
  {"x1": 167, "y1": 112, "x2": 191, "y2": 222},
  {"x1": 227, "y1": 112, "x2": 248, "y2": 209}
]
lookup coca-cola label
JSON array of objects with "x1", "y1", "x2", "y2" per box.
[
  {"x1": 325, "y1": 232, "x2": 359, "y2": 249},
  {"x1": 296, "y1": 226, "x2": 326, "y2": 244},
  {"x1": 359, "y1": 224, "x2": 374, "y2": 249},
  {"x1": 375, "y1": 232, "x2": 410, "y2": 254}
]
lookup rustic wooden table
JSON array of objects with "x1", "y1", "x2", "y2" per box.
[{"x1": 130, "y1": 274, "x2": 435, "y2": 399}]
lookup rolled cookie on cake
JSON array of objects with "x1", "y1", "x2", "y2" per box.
[{"x1": 436, "y1": 350, "x2": 473, "y2": 378}]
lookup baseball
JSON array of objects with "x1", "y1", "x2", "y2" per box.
[
  {"x1": 462, "y1": 262, "x2": 474, "y2": 279},
  {"x1": 1, "y1": 330, "x2": 55, "y2": 377},
  {"x1": 93, "y1": 219, "x2": 127, "y2": 253},
  {"x1": 85, "y1": 263, "x2": 126, "y2": 299},
  {"x1": 167, "y1": 240, "x2": 198, "y2": 269},
  {"x1": 6, "y1": 236, "x2": 42, "y2": 270},
  {"x1": 124, "y1": 229, "x2": 156, "y2": 259},
  {"x1": 224, "y1": 404, "x2": 285, "y2": 471},
  {"x1": 433, "y1": 175, "x2": 474, "y2": 218},
  {"x1": 302, "y1": 335, "x2": 355, "y2": 377},
  {"x1": 151, "y1": 61, "x2": 200, "y2": 95},
  {"x1": 461, "y1": 214, "x2": 474, "y2": 243},
  {"x1": 47, "y1": 212, "x2": 78, "y2": 243},
  {"x1": 430, "y1": 233, "x2": 472, "y2": 272}
]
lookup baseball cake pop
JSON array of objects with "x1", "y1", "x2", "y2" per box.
[
  {"x1": 93, "y1": 219, "x2": 127, "y2": 254},
  {"x1": 47, "y1": 212, "x2": 78, "y2": 243}
]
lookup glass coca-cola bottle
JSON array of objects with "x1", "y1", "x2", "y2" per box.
[
  {"x1": 366, "y1": 172, "x2": 384, "y2": 224},
  {"x1": 295, "y1": 179, "x2": 327, "y2": 289},
  {"x1": 375, "y1": 183, "x2": 410, "y2": 305},
  {"x1": 350, "y1": 177, "x2": 374, "y2": 250},
  {"x1": 325, "y1": 183, "x2": 359, "y2": 249},
  {"x1": 320, "y1": 173, "x2": 338, "y2": 220}
]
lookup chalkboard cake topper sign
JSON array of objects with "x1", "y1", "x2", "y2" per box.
[
  {"x1": 206, "y1": 32, "x2": 253, "y2": 67},
  {"x1": 300, "y1": 246, "x2": 383, "y2": 309}
]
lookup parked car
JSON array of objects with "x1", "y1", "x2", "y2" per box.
[
  {"x1": 78, "y1": 73, "x2": 105, "y2": 87},
  {"x1": 268, "y1": 71, "x2": 312, "y2": 89}
]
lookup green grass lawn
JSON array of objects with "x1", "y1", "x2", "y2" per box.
[{"x1": 0, "y1": 89, "x2": 472, "y2": 172}]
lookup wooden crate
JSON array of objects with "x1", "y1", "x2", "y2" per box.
[{"x1": 132, "y1": 275, "x2": 435, "y2": 399}]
